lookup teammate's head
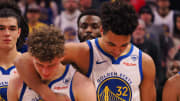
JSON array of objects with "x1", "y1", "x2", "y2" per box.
[
  {"x1": 27, "y1": 26, "x2": 64, "y2": 80},
  {"x1": 77, "y1": 9, "x2": 101, "y2": 42},
  {"x1": 99, "y1": 0, "x2": 138, "y2": 58},
  {"x1": 100, "y1": 0, "x2": 138, "y2": 35},
  {"x1": 0, "y1": 1, "x2": 28, "y2": 50}
]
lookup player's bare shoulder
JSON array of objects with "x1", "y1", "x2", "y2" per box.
[
  {"x1": 163, "y1": 73, "x2": 180, "y2": 101},
  {"x1": 141, "y1": 52, "x2": 156, "y2": 76},
  {"x1": 14, "y1": 53, "x2": 33, "y2": 66},
  {"x1": 64, "y1": 42, "x2": 89, "y2": 58},
  {"x1": 63, "y1": 42, "x2": 90, "y2": 74},
  {"x1": 72, "y1": 72, "x2": 96, "y2": 101},
  {"x1": 166, "y1": 73, "x2": 180, "y2": 95},
  {"x1": 73, "y1": 71, "x2": 93, "y2": 86}
]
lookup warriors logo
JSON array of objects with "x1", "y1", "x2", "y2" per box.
[{"x1": 97, "y1": 77, "x2": 132, "y2": 101}]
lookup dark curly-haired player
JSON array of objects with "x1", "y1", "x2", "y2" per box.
[
  {"x1": 77, "y1": 9, "x2": 101, "y2": 42},
  {"x1": 15, "y1": 0, "x2": 156, "y2": 101}
]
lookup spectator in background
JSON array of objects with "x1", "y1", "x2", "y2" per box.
[
  {"x1": 26, "y1": 4, "x2": 47, "y2": 34},
  {"x1": 160, "y1": 25, "x2": 174, "y2": 67},
  {"x1": 17, "y1": 0, "x2": 26, "y2": 16},
  {"x1": 131, "y1": 19, "x2": 162, "y2": 101},
  {"x1": 139, "y1": 5, "x2": 165, "y2": 49},
  {"x1": 165, "y1": 12, "x2": 180, "y2": 68},
  {"x1": 37, "y1": 0, "x2": 54, "y2": 25},
  {"x1": 172, "y1": 11, "x2": 180, "y2": 48},
  {"x1": 77, "y1": 9, "x2": 101, "y2": 42},
  {"x1": 153, "y1": 0, "x2": 174, "y2": 34},
  {"x1": 132, "y1": 19, "x2": 161, "y2": 78},
  {"x1": 54, "y1": 0, "x2": 81, "y2": 43},
  {"x1": 79, "y1": 0, "x2": 92, "y2": 12},
  {"x1": 49, "y1": 0, "x2": 58, "y2": 19}
]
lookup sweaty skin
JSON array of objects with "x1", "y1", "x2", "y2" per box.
[{"x1": 163, "y1": 73, "x2": 180, "y2": 101}]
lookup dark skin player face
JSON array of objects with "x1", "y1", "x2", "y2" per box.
[{"x1": 78, "y1": 15, "x2": 101, "y2": 42}]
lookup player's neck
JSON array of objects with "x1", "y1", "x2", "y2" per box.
[{"x1": 0, "y1": 47, "x2": 21, "y2": 69}]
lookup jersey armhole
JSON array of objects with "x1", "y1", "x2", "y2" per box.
[
  {"x1": 86, "y1": 40, "x2": 94, "y2": 77},
  {"x1": 70, "y1": 71, "x2": 77, "y2": 101},
  {"x1": 19, "y1": 82, "x2": 27, "y2": 101},
  {"x1": 139, "y1": 50, "x2": 143, "y2": 82}
]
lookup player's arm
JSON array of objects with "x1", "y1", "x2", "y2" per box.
[
  {"x1": 140, "y1": 52, "x2": 156, "y2": 101},
  {"x1": 162, "y1": 74, "x2": 178, "y2": 101},
  {"x1": 14, "y1": 53, "x2": 70, "y2": 101},
  {"x1": 72, "y1": 72, "x2": 97, "y2": 101},
  {"x1": 7, "y1": 74, "x2": 22, "y2": 101},
  {"x1": 63, "y1": 42, "x2": 90, "y2": 75}
]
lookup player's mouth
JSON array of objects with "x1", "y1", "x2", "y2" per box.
[{"x1": 3, "y1": 39, "x2": 11, "y2": 43}]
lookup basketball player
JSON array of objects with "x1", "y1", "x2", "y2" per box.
[
  {"x1": 8, "y1": 26, "x2": 96, "y2": 101},
  {"x1": 77, "y1": 9, "x2": 101, "y2": 42},
  {"x1": 15, "y1": 0, "x2": 156, "y2": 101},
  {"x1": 0, "y1": 1, "x2": 28, "y2": 101},
  {"x1": 162, "y1": 72, "x2": 180, "y2": 101}
]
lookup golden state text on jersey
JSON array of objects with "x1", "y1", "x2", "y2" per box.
[{"x1": 86, "y1": 39, "x2": 143, "y2": 101}]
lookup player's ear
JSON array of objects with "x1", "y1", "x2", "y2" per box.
[
  {"x1": 59, "y1": 56, "x2": 65, "y2": 62},
  {"x1": 17, "y1": 28, "x2": 21, "y2": 38},
  {"x1": 100, "y1": 26, "x2": 103, "y2": 36}
]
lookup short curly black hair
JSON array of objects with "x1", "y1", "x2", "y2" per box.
[
  {"x1": 77, "y1": 9, "x2": 101, "y2": 26},
  {"x1": 100, "y1": 0, "x2": 138, "y2": 35},
  {"x1": 27, "y1": 26, "x2": 64, "y2": 62}
]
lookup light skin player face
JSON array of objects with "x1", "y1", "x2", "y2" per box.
[
  {"x1": 78, "y1": 15, "x2": 101, "y2": 42},
  {"x1": 99, "y1": 31, "x2": 131, "y2": 58},
  {"x1": 0, "y1": 17, "x2": 21, "y2": 50},
  {"x1": 33, "y1": 57, "x2": 62, "y2": 81}
]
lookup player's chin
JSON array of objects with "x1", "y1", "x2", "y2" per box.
[{"x1": 41, "y1": 75, "x2": 51, "y2": 80}]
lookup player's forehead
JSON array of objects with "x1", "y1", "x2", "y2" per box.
[
  {"x1": 33, "y1": 57, "x2": 60, "y2": 64},
  {"x1": 104, "y1": 31, "x2": 131, "y2": 45},
  {"x1": 80, "y1": 15, "x2": 101, "y2": 24},
  {"x1": 0, "y1": 17, "x2": 18, "y2": 26}
]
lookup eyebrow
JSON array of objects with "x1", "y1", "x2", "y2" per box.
[
  {"x1": 121, "y1": 43, "x2": 129, "y2": 47},
  {"x1": 48, "y1": 63, "x2": 56, "y2": 67},
  {"x1": 107, "y1": 42, "x2": 129, "y2": 47},
  {"x1": 9, "y1": 25, "x2": 17, "y2": 28},
  {"x1": 0, "y1": 25, "x2": 17, "y2": 27},
  {"x1": 107, "y1": 42, "x2": 116, "y2": 46}
]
